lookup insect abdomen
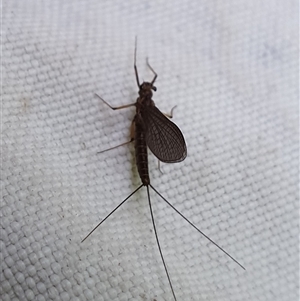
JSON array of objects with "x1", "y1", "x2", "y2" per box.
[{"x1": 135, "y1": 117, "x2": 150, "y2": 186}]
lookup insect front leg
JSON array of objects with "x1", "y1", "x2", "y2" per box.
[
  {"x1": 95, "y1": 93, "x2": 136, "y2": 110},
  {"x1": 146, "y1": 58, "x2": 158, "y2": 85}
]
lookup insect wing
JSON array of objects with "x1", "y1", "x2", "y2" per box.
[{"x1": 141, "y1": 105, "x2": 187, "y2": 163}]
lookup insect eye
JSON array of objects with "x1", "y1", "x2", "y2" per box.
[{"x1": 152, "y1": 86, "x2": 157, "y2": 91}]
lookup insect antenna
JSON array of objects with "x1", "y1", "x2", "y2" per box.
[
  {"x1": 134, "y1": 36, "x2": 140, "y2": 87},
  {"x1": 146, "y1": 185, "x2": 177, "y2": 301},
  {"x1": 150, "y1": 184, "x2": 245, "y2": 270},
  {"x1": 81, "y1": 184, "x2": 143, "y2": 243}
]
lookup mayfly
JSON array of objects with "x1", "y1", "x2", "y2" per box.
[{"x1": 82, "y1": 39, "x2": 245, "y2": 300}]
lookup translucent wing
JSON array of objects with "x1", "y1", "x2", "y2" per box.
[{"x1": 141, "y1": 105, "x2": 187, "y2": 163}]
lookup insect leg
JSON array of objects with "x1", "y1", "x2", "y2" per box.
[
  {"x1": 157, "y1": 160, "x2": 164, "y2": 174},
  {"x1": 162, "y1": 105, "x2": 177, "y2": 119},
  {"x1": 97, "y1": 140, "x2": 133, "y2": 154},
  {"x1": 146, "y1": 186, "x2": 177, "y2": 301},
  {"x1": 95, "y1": 93, "x2": 136, "y2": 110},
  {"x1": 146, "y1": 58, "x2": 158, "y2": 85},
  {"x1": 98, "y1": 120, "x2": 135, "y2": 154}
]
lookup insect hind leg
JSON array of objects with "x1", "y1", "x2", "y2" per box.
[{"x1": 97, "y1": 120, "x2": 135, "y2": 154}]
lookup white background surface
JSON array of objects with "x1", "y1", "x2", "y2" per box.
[{"x1": 2, "y1": 1, "x2": 299, "y2": 300}]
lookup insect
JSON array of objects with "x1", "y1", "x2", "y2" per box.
[{"x1": 82, "y1": 39, "x2": 245, "y2": 300}]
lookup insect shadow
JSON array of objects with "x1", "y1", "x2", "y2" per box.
[{"x1": 82, "y1": 38, "x2": 245, "y2": 301}]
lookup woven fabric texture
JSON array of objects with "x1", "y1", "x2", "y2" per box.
[{"x1": 2, "y1": 1, "x2": 298, "y2": 300}]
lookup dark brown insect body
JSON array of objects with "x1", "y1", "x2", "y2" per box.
[
  {"x1": 134, "y1": 113, "x2": 150, "y2": 185},
  {"x1": 134, "y1": 84, "x2": 154, "y2": 186},
  {"x1": 135, "y1": 80, "x2": 186, "y2": 185},
  {"x1": 82, "y1": 39, "x2": 244, "y2": 301}
]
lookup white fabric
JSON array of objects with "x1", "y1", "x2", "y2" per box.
[{"x1": 2, "y1": 1, "x2": 298, "y2": 300}]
